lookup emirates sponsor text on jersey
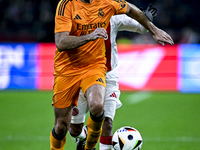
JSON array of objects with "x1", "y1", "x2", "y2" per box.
[{"x1": 77, "y1": 22, "x2": 106, "y2": 35}]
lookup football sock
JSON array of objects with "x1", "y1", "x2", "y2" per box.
[
  {"x1": 85, "y1": 112, "x2": 105, "y2": 149},
  {"x1": 100, "y1": 136, "x2": 113, "y2": 150},
  {"x1": 50, "y1": 127, "x2": 66, "y2": 150}
]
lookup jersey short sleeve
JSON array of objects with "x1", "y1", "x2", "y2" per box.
[
  {"x1": 55, "y1": 0, "x2": 72, "y2": 33},
  {"x1": 112, "y1": 14, "x2": 148, "y2": 33},
  {"x1": 110, "y1": 0, "x2": 127, "y2": 15}
]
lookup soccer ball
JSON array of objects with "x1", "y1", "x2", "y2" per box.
[{"x1": 112, "y1": 126, "x2": 143, "y2": 150}]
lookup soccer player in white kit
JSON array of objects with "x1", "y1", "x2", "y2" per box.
[{"x1": 69, "y1": 4, "x2": 157, "y2": 150}]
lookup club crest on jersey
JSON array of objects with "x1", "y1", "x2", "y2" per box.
[{"x1": 98, "y1": 8, "x2": 104, "y2": 18}]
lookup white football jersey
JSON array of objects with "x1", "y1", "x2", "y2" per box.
[{"x1": 105, "y1": 14, "x2": 148, "y2": 81}]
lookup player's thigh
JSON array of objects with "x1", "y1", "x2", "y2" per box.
[
  {"x1": 85, "y1": 84, "x2": 106, "y2": 105},
  {"x1": 86, "y1": 84, "x2": 106, "y2": 116},
  {"x1": 81, "y1": 74, "x2": 106, "y2": 114}
]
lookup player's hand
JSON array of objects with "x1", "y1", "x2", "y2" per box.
[
  {"x1": 90, "y1": 28, "x2": 108, "y2": 41},
  {"x1": 153, "y1": 27, "x2": 174, "y2": 46},
  {"x1": 142, "y1": 4, "x2": 157, "y2": 22}
]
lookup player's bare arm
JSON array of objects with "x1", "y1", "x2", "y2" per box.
[
  {"x1": 55, "y1": 28, "x2": 108, "y2": 52},
  {"x1": 126, "y1": 2, "x2": 174, "y2": 45}
]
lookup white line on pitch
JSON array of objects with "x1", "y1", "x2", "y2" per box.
[{"x1": 127, "y1": 91, "x2": 151, "y2": 104}]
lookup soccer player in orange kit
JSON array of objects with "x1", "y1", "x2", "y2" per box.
[{"x1": 50, "y1": 0, "x2": 174, "y2": 149}]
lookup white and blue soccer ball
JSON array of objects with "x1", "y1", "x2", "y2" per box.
[{"x1": 112, "y1": 126, "x2": 143, "y2": 150}]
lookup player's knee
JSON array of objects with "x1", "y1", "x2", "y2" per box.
[
  {"x1": 86, "y1": 84, "x2": 105, "y2": 116},
  {"x1": 55, "y1": 121, "x2": 68, "y2": 135},
  {"x1": 69, "y1": 124, "x2": 83, "y2": 137},
  {"x1": 89, "y1": 101, "x2": 104, "y2": 116}
]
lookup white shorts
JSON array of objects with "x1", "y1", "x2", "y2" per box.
[{"x1": 71, "y1": 77, "x2": 121, "y2": 124}]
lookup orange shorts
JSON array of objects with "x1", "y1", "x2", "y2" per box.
[{"x1": 52, "y1": 71, "x2": 106, "y2": 109}]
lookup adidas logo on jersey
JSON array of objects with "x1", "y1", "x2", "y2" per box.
[
  {"x1": 110, "y1": 92, "x2": 117, "y2": 98},
  {"x1": 96, "y1": 78, "x2": 104, "y2": 83},
  {"x1": 74, "y1": 14, "x2": 82, "y2": 20}
]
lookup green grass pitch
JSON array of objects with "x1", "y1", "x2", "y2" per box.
[{"x1": 0, "y1": 90, "x2": 200, "y2": 150}]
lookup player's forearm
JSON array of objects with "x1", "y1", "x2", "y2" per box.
[
  {"x1": 55, "y1": 33, "x2": 91, "y2": 52},
  {"x1": 126, "y1": 3, "x2": 156, "y2": 35}
]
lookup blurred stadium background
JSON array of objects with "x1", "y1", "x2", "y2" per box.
[
  {"x1": 0, "y1": 0, "x2": 200, "y2": 43},
  {"x1": 0, "y1": 0, "x2": 200, "y2": 150}
]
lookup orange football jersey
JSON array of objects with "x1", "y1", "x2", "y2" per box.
[{"x1": 54, "y1": 0, "x2": 127, "y2": 76}]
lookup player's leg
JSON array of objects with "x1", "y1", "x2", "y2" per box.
[
  {"x1": 50, "y1": 106, "x2": 73, "y2": 150},
  {"x1": 50, "y1": 75, "x2": 81, "y2": 150},
  {"x1": 85, "y1": 84, "x2": 106, "y2": 149},
  {"x1": 70, "y1": 90, "x2": 88, "y2": 137},
  {"x1": 69, "y1": 123, "x2": 84, "y2": 138},
  {"x1": 100, "y1": 80, "x2": 121, "y2": 150},
  {"x1": 70, "y1": 124, "x2": 88, "y2": 150},
  {"x1": 69, "y1": 90, "x2": 89, "y2": 150},
  {"x1": 100, "y1": 101, "x2": 116, "y2": 150},
  {"x1": 81, "y1": 74, "x2": 106, "y2": 150}
]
